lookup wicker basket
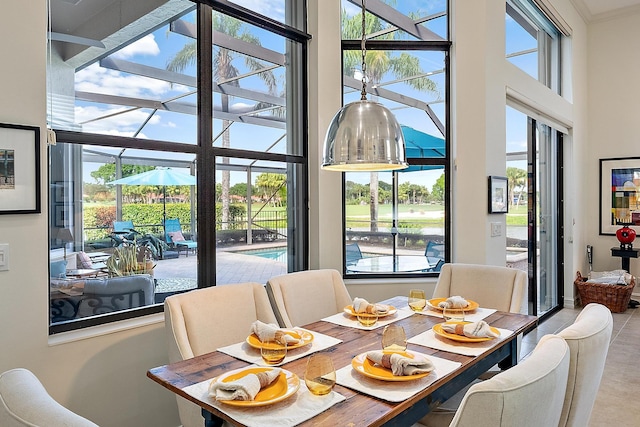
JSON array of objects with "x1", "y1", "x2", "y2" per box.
[{"x1": 574, "y1": 271, "x2": 636, "y2": 313}]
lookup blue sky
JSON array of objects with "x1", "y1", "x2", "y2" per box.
[{"x1": 75, "y1": 1, "x2": 532, "y2": 188}]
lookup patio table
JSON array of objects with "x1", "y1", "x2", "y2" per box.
[{"x1": 347, "y1": 255, "x2": 432, "y2": 273}]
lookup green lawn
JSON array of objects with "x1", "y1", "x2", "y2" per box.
[
  {"x1": 346, "y1": 203, "x2": 528, "y2": 227},
  {"x1": 506, "y1": 204, "x2": 527, "y2": 226}
]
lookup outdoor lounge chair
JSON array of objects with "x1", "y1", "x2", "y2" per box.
[
  {"x1": 164, "y1": 218, "x2": 197, "y2": 257},
  {"x1": 346, "y1": 242, "x2": 363, "y2": 266},
  {"x1": 425, "y1": 240, "x2": 445, "y2": 272},
  {"x1": 110, "y1": 220, "x2": 138, "y2": 246}
]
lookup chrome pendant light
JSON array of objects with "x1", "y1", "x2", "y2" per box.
[{"x1": 322, "y1": 0, "x2": 407, "y2": 172}]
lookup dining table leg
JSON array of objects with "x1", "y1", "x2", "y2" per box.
[
  {"x1": 497, "y1": 338, "x2": 518, "y2": 370},
  {"x1": 202, "y1": 409, "x2": 224, "y2": 427},
  {"x1": 381, "y1": 341, "x2": 515, "y2": 426}
]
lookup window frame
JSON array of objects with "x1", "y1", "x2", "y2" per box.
[
  {"x1": 506, "y1": 0, "x2": 562, "y2": 94},
  {"x1": 48, "y1": 0, "x2": 310, "y2": 334},
  {"x1": 340, "y1": 3, "x2": 452, "y2": 279}
]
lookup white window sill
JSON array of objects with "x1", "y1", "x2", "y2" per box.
[{"x1": 48, "y1": 313, "x2": 164, "y2": 346}]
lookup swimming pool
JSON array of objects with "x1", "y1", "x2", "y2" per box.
[{"x1": 239, "y1": 247, "x2": 287, "y2": 263}]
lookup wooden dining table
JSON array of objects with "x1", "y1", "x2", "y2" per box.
[{"x1": 147, "y1": 296, "x2": 538, "y2": 427}]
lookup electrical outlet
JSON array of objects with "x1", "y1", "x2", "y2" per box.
[
  {"x1": 491, "y1": 222, "x2": 502, "y2": 237},
  {"x1": 0, "y1": 243, "x2": 9, "y2": 271}
]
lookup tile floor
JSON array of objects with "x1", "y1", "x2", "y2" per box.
[{"x1": 522, "y1": 305, "x2": 640, "y2": 426}]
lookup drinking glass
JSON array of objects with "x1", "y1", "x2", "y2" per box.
[
  {"x1": 357, "y1": 312, "x2": 378, "y2": 327},
  {"x1": 260, "y1": 339, "x2": 287, "y2": 365},
  {"x1": 442, "y1": 307, "x2": 466, "y2": 323},
  {"x1": 304, "y1": 353, "x2": 336, "y2": 396},
  {"x1": 408, "y1": 289, "x2": 427, "y2": 311},
  {"x1": 382, "y1": 324, "x2": 407, "y2": 352}
]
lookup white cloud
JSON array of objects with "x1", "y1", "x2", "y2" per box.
[
  {"x1": 75, "y1": 105, "x2": 158, "y2": 136},
  {"x1": 229, "y1": 102, "x2": 255, "y2": 113},
  {"x1": 230, "y1": 0, "x2": 285, "y2": 22},
  {"x1": 88, "y1": 128, "x2": 149, "y2": 139},
  {"x1": 113, "y1": 34, "x2": 160, "y2": 59},
  {"x1": 76, "y1": 63, "x2": 173, "y2": 97}
]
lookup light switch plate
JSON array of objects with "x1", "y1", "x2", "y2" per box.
[
  {"x1": 0, "y1": 243, "x2": 9, "y2": 271},
  {"x1": 490, "y1": 222, "x2": 502, "y2": 237}
]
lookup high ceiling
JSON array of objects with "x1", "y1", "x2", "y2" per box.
[
  {"x1": 49, "y1": 0, "x2": 640, "y2": 40},
  {"x1": 573, "y1": 0, "x2": 640, "y2": 21}
]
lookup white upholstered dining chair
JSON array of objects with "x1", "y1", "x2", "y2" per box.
[
  {"x1": 0, "y1": 368, "x2": 98, "y2": 427},
  {"x1": 164, "y1": 282, "x2": 279, "y2": 427},
  {"x1": 557, "y1": 303, "x2": 613, "y2": 427},
  {"x1": 432, "y1": 263, "x2": 528, "y2": 314},
  {"x1": 446, "y1": 334, "x2": 570, "y2": 427},
  {"x1": 266, "y1": 269, "x2": 352, "y2": 328},
  {"x1": 418, "y1": 263, "x2": 529, "y2": 427}
]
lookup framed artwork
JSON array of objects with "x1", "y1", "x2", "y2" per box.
[
  {"x1": 54, "y1": 205, "x2": 69, "y2": 228},
  {"x1": 599, "y1": 156, "x2": 640, "y2": 235},
  {"x1": 54, "y1": 181, "x2": 73, "y2": 203},
  {"x1": 488, "y1": 176, "x2": 508, "y2": 214},
  {"x1": 0, "y1": 122, "x2": 40, "y2": 214}
]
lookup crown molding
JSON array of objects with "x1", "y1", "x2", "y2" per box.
[
  {"x1": 589, "y1": 3, "x2": 640, "y2": 23},
  {"x1": 570, "y1": 0, "x2": 640, "y2": 23},
  {"x1": 568, "y1": 0, "x2": 591, "y2": 23}
]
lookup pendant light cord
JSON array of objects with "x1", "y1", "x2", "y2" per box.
[{"x1": 360, "y1": 0, "x2": 367, "y2": 101}]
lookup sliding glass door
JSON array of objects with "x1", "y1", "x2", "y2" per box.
[{"x1": 507, "y1": 106, "x2": 563, "y2": 317}]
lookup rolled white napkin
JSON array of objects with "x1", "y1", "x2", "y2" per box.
[
  {"x1": 365, "y1": 351, "x2": 435, "y2": 376},
  {"x1": 438, "y1": 295, "x2": 469, "y2": 309},
  {"x1": 440, "y1": 320, "x2": 499, "y2": 338},
  {"x1": 250, "y1": 320, "x2": 303, "y2": 346},
  {"x1": 209, "y1": 368, "x2": 282, "y2": 401},
  {"x1": 353, "y1": 297, "x2": 390, "y2": 315}
]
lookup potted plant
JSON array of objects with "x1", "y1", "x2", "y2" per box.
[{"x1": 106, "y1": 244, "x2": 155, "y2": 277}]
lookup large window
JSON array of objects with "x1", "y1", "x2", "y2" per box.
[
  {"x1": 48, "y1": 0, "x2": 308, "y2": 333},
  {"x1": 505, "y1": 0, "x2": 566, "y2": 318},
  {"x1": 506, "y1": 0, "x2": 561, "y2": 93},
  {"x1": 341, "y1": 0, "x2": 450, "y2": 277}
]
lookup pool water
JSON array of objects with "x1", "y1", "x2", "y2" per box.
[{"x1": 240, "y1": 247, "x2": 287, "y2": 264}]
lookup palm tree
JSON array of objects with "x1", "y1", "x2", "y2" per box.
[
  {"x1": 341, "y1": 7, "x2": 438, "y2": 232},
  {"x1": 506, "y1": 167, "x2": 527, "y2": 208},
  {"x1": 167, "y1": 14, "x2": 277, "y2": 230}
]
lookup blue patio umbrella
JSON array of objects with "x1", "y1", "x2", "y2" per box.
[
  {"x1": 400, "y1": 125, "x2": 445, "y2": 172},
  {"x1": 109, "y1": 167, "x2": 196, "y2": 236}
]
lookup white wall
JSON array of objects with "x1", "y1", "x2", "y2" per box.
[
  {"x1": 452, "y1": 0, "x2": 589, "y2": 309},
  {"x1": 0, "y1": 0, "x2": 594, "y2": 426},
  {"x1": 0, "y1": 2, "x2": 179, "y2": 427},
  {"x1": 452, "y1": 0, "x2": 508, "y2": 265},
  {"x1": 308, "y1": 0, "x2": 343, "y2": 271},
  {"x1": 586, "y1": 11, "x2": 640, "y2": 278}
]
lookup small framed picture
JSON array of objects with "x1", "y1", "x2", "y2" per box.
[
  {"x1": 54, "y1": 181, "x2": 74, "y2": 203},
  {"x1": 54, "y1": 205, "x2": 69, "y2": 228},
  {"x1": 488, "y1": 176, "x2": 508, "y2": 214},
  {"x1": 0, "y1": 122, "x2": 40, "y2": 214},
  {"x1": 600, "y1": 156, "x2": 640, "y2": 235}
]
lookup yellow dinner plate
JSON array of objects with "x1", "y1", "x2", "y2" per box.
[
  {"x1": 246, "y1": 329, "x2": 314, "y2": 350},
  {"x1": 214, "y1": 367, "x2": 300, "y2": 407},
  {"x1": 343, "y1": 305, "x2": 398, "y2": 318},
  {"x1": 351, "y1": 350, "x2": 433, "y2": 381},
  {"x1": 432, "y1": 322, "x2": 500, "y2": 343},
  {"x1": 426, "y1": 298, "x2": 479, "y2": 313}
]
